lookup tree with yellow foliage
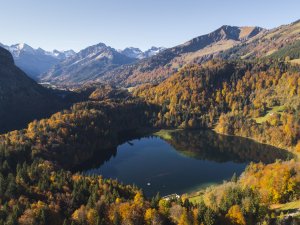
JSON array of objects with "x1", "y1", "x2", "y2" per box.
[
  {"x1": 87, "y1": 208, "x2": 99, "y2": 225},
  {"x1": 295, "y1": 141, "x2": 300, "y2": 153},
  {"x1": 225, "y1": 205, "x2": 246, "y2": 225},
  {"x1": 178, "y1": 208, "x2": 192, "y2": 225},
  {"x1": 72, "y1": 205, "x2": 87, "y2": 224},
  {"x1": 133, "y1": 191, "x2": 144, "y2": 207},
  {"x1": 158, "y1": 199, "x2": 170, "y2": 216},
  {"x1": 144, "y1": 208, "x2": 158, "y2": 225}
]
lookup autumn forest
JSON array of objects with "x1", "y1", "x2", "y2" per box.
[{"x1": 0, "y1": 13, "x2": 300, "y2": 225}]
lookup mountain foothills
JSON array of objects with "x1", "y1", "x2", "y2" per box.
[
  {"x1": 0, "y1": 19, "x2": 299, "y2": 225},
  {"x1": 0, "y1": 43, "x2": 75, "y2": 80}
]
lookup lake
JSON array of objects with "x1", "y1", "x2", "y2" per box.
[{"x1": 85, "y1": 130, "x2": 290, "y2": 197}]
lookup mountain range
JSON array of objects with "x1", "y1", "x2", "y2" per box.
[
  {"x1": 3, "y1": 20, "x2": 300, "y2": 90},
  {"x1": 0, "y1": 43, "x2": 76, "y2": 80},
  {"x1": 40, "y1": 43, "x2": 137, "y2": 87},
  {"x1": 97, "y1": 25, "x2": 264, "y2": 87},
  {"x1": 2, "y1": 19, "x2": 300, "y2": 92},
  {"x1": 41, "y1": 20, "x2": 300, "y2": 88},
  {"x1": 41, "y1": 25, "x2": 267, "y2": 87},
  {"x1": 40, "y1": 44, "x2": 165, "y2": 87},
  {"x1": 0, "y1": 42, "x2": 165, "y2": 84}
]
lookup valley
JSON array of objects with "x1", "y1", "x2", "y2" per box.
[{"x1": 0, "y1": 16, "x2": 299, "y2": 225}]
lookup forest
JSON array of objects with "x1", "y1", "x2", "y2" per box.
[
  {"x1": 0, "y1": 59, "x2": 299, "y2": 225},
  {"x1": 133, "y1": 59, "x2": 300, "y2": 151}
]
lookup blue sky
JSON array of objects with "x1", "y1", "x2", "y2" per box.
[{"x1": 1, "y1": 0, "x2": 299, "y2": 51}]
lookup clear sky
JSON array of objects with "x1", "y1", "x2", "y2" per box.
[{"x1": 1, "y1": 0, "x2": 299, "y2": 51}]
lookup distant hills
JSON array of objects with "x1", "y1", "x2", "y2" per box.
[{"x1": 0, "y1": 43, "x2": 75, "y2": 80}]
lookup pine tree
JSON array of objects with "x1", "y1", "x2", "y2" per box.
[
  {"x1": 5, "y1": 174, "x2": 17, "y2": 199},
  {"x1": 113, "y1": 211, "x2": 121, "y2": 225}
]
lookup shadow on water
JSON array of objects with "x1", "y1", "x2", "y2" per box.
[
  {"x1": 165, "y1": 129, "x2": 292, "y2": 164},
  {"x1": 72, "y1": 129, "x2": 152, "y2": 172},
  {"x1": 77, "y1": 129, "x2": 291, "y2": 172}
]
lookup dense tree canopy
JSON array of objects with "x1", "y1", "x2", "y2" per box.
[
  {"x1": 0, "y1": 59, "x2": 299, "y2": 224},
  {"x1": 134, "y1": 59, "x2": 300, "y2": 151}
]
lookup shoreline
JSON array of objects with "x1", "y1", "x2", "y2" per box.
[
  {"x1": 212, "y1": 128, "x2": 299, "y2": 159},
  {"x1": 152, "y1": 128, "x2": 298, "y2": 201}
]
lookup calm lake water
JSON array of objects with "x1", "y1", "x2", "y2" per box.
[{"x1": 85, "y1": 130, "x2": 289, "y2": 197}]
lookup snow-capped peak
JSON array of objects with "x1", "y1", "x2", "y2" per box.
[
  {"x1": 121, "y1": 47, "x2": 144, "y2": 59},
  {"x1": 51, "y1": 49, "x2": 76, "y2": 60},
  {"x1": 120, "y1": 46, "x2": 165, "y2": 59},
  {"x1": 0, "y1": 43, "x2": 76, "y2": 60},
  {"x1": 144, "y1": 46, "x2": 165, "y2": 58},
  {"x1": 9, "y1": 43, "x2": 35, "y2": 57}
]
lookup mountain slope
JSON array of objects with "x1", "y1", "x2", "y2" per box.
[
  {"x1": 221, "y1": 19, "x2": 300, "y2": 61},
  {"x1": 96, "y1": 20, "x2": 300, "y2": 87},
  {"x1": 98, "y1": 26, "x2": 263, "y2": 87},
  {"x1": 133, "y1": 59, "x2": 300, "y2": 150},
  {"x1": 40, "y1": 43, "x2": 137, "y2": 87},
  {"x1": 0, "y1": 43, "x2": 75, "y2": 79},
  {"x1": 0, "y1": 46, "x2": 63, "y2": 133}
]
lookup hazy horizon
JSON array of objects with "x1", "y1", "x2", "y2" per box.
[{"x1": 1, "y1": 0, "x2": 299, "y2": 51}]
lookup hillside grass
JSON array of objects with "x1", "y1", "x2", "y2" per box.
[
  {"x1": 271, "y1": 200, "x2": 300, "y2": 219},
  {"x1": 188, "y1": 194, "x2": 203, "y2": 204},
  {"x1": 290, "y1": 58, "x2": 300, "y2": 65},
  {"x1": 154, "y1": 129, "x2": 181, "y2": 140},
  {"x1": 254, "y1": 105, "x2": 286, "y2": 124},
  {"x1": 271, "y1": 200, "x2": 300, "y2": 210}
]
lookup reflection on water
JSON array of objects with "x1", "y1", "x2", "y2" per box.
[
  {"x1": 168, "y1": 130, "x2": 291, "y2": 163},
  {"x1": 84, "y1": 130, "x2": 290, "y2": 196}
]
